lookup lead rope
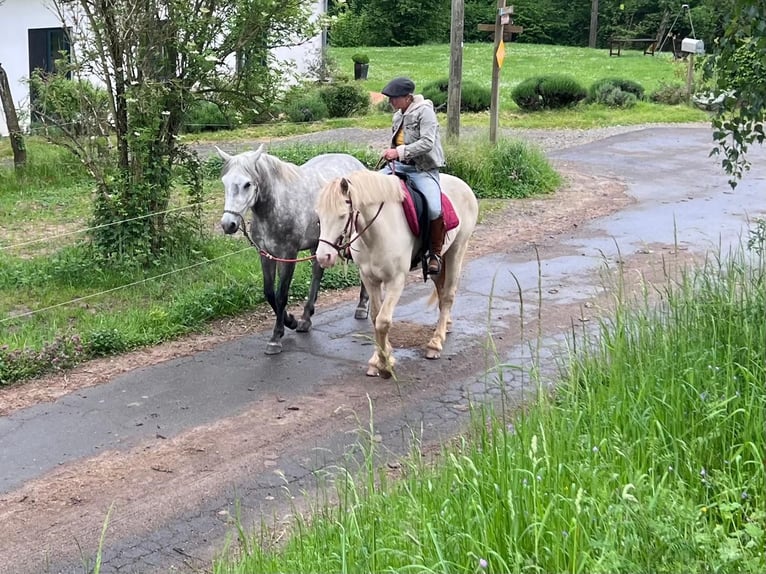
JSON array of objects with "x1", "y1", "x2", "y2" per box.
[{"x1": 224, "y1": 209, "x2": 316, "y2": 263}]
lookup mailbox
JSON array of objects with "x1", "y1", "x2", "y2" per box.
[{"x1": 681, "y1": 38, "x2": 705, "y2": 54}]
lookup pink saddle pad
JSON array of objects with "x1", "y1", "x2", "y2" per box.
[{"x1": 400, "y1": 180, "x2": 459, "y2": 236}]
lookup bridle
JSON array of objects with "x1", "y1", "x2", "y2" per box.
[
  {"x1": 223, "y1": 209, "x2": 317, "y2": 263},
  {"x1": 317, "y1": 197, "x2": 385, "y2": 261}
]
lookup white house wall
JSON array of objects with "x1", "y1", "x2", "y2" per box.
[
  {"x1": 0, "y1": 0, "x2": 327, "y2": 136},
  {"x1": 0, "y1": 0, "x2": 61, "y2": 135}
]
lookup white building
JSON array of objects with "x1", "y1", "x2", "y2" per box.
[{"x1": 0, "y1": 0, "x2": 327, "y2": 136}]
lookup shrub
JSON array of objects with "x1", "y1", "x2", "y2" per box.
[
  {"x1": 421, "y1": 77, "x2": 491, "y2": 113},
  {"x1": 351, "y1": 53, "x2": 369, "y2": 64},
  {"x1": 588, "y1": 77, "x2": 645, "y2": 101},
  {"x1": 283, "y1": 89, "x2": 329, "y2": 123},
  {"x1": 590, "y1": 84, "x2": 638, "y2": 108},
  {"x1": 650, "y1": 83, "x2": 688, "y2": 105},
  {"x1": 511, "y1": 75, "x2": 587, "y2": 111},
  {"x1": 182, "y1": 100, "x2": 232, "y2": 133},
  {"x1": 444, "y1": 136, "x2": 562, "y2": 199},
  {"x1": 28, "y1": 73, "x2": 110, "y2": 136},
  {"x1": 319, "y1": 82, "x2": 370, "y2": 118}
]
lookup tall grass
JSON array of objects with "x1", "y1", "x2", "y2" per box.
[{"x1": 215, "y1": 243, "x2": 765, "y2": 573}]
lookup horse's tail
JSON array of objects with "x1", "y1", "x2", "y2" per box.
[{"x1": 426, "y1": 257, "x2": 447, "y2": 306}]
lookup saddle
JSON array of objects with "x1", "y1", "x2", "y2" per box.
[{"x1": 395, "y1": 175, "x2": 460, "y2": 279}]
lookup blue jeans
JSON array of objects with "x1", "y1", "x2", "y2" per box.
[{"x1": 380, "y1": 162, "x2": 442, "y2": 220}]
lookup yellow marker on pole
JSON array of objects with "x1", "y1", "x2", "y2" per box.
[{"x1": 496, "y1": 39, "x2": 506, "y2": 68}]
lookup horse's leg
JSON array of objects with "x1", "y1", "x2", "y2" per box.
[
  {"x1": 260, "y1": 256, "x2": 285, "y2": 355},
  {"x1": 355, "y1": 281, "x2": 370, "y2": 320},
  {"x1": 297, "y1": 258, "x2": 324, "y2": 332},
  {"x1": 426, "y1": 241, "x2": 469, "y2": 359},
  {"x1": 277, "y1": 260, "x2": 299, "y2": 331},
  {"x1": 362, "y1": 278, "x2": 385, "y2": 377},
  {"x1": 368, "y1": 275, "x2": 405, "y2": 379}
]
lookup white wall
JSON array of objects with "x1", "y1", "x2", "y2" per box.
[{"x1": 0, "y1": 0, "x2": 61, "y2": 135}]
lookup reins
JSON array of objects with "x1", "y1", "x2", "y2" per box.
[
  {"x1": 223, "y1": 209, "x2": 317, "y2": 263},
  {"x1": 317, "y1": 200, "x2": 385, "y2": 259}
]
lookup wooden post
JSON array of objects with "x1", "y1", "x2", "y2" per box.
[
  {"x1": 489, "y1": 0, "x2": 511, "y2": 144},
  {"x1": 446, "y1": 0, "x2": 464, "y2": 141},
  {"x1": 0, "y1": 62, "x2": 27, "y2": 170},
  {"x1": 686, "y1": 53, "x2": 695, "y2": 102},
  {"x1": 589, "y1": 0, "x2": 599, "y2": 48}
]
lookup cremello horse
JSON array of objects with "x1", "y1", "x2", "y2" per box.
[
  {"x1": 218, "y1": 145, "x2": 369, "y2": 354},
  {"x1": 315, "y1": 169, "x2": 478, "y2": 378}
]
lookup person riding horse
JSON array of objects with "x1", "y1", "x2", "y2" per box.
[{"x1": 379, "y1": 76, "x2": 446, "y2": 276}]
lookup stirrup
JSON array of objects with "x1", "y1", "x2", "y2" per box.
[{"x1": 427, "y1": 254, "x2": 442, "y2": 275}]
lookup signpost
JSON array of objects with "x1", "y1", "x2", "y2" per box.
[{"x1": 488, "y1": 1, "x2": 518, "y2": 144}]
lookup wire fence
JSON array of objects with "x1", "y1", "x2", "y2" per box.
[{"x1": 0, "y1": 199, "x2": 261, "y2": 326}]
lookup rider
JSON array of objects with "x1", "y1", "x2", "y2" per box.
[{"x1": 379, "y1": 76, "x2": 446, "y2": 276}]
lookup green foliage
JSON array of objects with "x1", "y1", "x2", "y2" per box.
[
  {"x1": 0, "y1": 335, "x2": 85, "y2": 384},
  {"x1": 444, "y1": 136, "x2": 562, "y2": 199},
  {"x1": 318, "y1": 82, "x2": 370, "y2": 118},
  {"x1": 421, "y1": 78, "x2": 491, "y2": 113},
  {"x1": 512, "y1": 74, "x2": 587, "y2": 111},
  {"x1": 28, "y1": 72, "x2": 111, "y2": 137},
  {"x1": 351, "y1": 53, "x2": 369, "y2": 64},
  {"x1": 283, "y1": 89, "x2": 330, "y2": 123},
  {"x1": 650, "y1": 82, "x2": 688, "y2": 105},
  {"x1": 589, "y1": 77, "x2": 645, "y2": 101},
  {"x1": 183, "y1": 101, "x2": 233, "y2": 133}
]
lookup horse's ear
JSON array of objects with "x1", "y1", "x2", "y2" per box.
[
  {"x1": 340, "y1": 177, "x2": 350, "y2": 197},
  {"x1": 215, "y1": 146, "x2": 231, "y2": 162},
  {"x1": 252, "y1": 144, "x2": 265, "y2": 160}
]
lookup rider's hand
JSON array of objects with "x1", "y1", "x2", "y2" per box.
[{"x1": 383, "y1": 148, "x2": 399, "y2": 161}]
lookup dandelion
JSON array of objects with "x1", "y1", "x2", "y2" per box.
[
  {"x1": 592, "y1": 445, "x2": 599, "y2": 453},
  {"x1": 479, "y1": 558, "x2": 488, "y2": 569}
]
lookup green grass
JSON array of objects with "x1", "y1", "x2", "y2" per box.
[{"x1": 214, "y1": 244, "x2": 765, "y2": 574}]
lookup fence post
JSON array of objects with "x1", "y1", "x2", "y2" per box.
[{"x1": 0, "y1": 62, "x2": 27, "y2": 170}]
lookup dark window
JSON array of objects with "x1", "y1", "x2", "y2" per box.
[{"x1": 28, "y1": 27, "x2": 71, "y2": 77}]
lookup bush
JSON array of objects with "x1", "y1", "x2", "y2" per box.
[
  {"x1": 351, "y1": 53, "x2": 369, "y2": 64},
  {"x1": 588, "y1": 77, "x2": 645, "y2": 101},
  {"x1": 28, "y1": 73, "x2": 110, "y2": 136},
  {"x1": 511, "y1": 75, "x2": 587, "y2": 111},
  {"x1": 283, "y1": 89, "x2": 329, "y2": 123},
  {"x1": 590, "y1": 84, "x2": 638, "y2": 108},
  {"x1": 444, "y1": 136, "x2": 562, "y2": 199},
  {"x1": 421, "y1": 78, "x2": 491, "y2": 113},
  {"x1": 650, "y1": 83, "x2": 688, "y2": 105},
  {"x1": 319, "y1": 82, "x2": 370, "y2": 118},
  {"x1": 182, "y1": 100, "x2": 233, "y2": 133}
]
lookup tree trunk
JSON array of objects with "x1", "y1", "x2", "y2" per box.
[{"x1": 0, "y1": 62, "x2": 27, "y2": 170}]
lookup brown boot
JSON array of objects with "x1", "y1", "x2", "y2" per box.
[{"x1": 427, "y1": 214, "x2": 445, "y2": 275}]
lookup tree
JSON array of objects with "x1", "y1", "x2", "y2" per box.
[
  {"x1": 39, "y1": 0, "x2": 316, "y2": 263},
  {"x1": 704, "y1": 0, "x2": 765, "y2": 187}
]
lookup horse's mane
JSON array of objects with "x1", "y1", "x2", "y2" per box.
[
  {"x1": 222, "y1": 150, "x2": 301, "y2": 186},
  {"x1": 317, "y1": 170, "x2": 405, "y2": 215}
]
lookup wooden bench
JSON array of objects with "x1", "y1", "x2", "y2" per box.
[{"x1": 609, "y1": 37, "x2": 658, "y2": 57}]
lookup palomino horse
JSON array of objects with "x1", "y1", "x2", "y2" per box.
[
  {"x1": 217, "y1": 145, "x2": 369, "y2": 354},
  {"x1": 315, "y1": 169, "x2": 479, "y2": 378}
]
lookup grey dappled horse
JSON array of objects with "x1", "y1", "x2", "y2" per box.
[
  {"x1": 217, "y1": 145, "x2": 369, "y2": 354},
  {"x1": 315, "y1": 170, "x2": 479, "y2": 378}
]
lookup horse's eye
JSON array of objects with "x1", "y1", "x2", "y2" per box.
[{"x1": 243, "y1": 182, "x2": 251, "y2": 190}]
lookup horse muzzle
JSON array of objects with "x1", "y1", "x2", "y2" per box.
[{"x1": 317, "y1": 250, "x2": 337, "y2": 269}]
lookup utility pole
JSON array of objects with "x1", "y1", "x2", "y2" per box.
[
  {"x1": 589, "y1": 0, "x2": 599, "y2": 48},
  {"x1": 447, "y1": 0, "x2": 464, "y2": 141}
]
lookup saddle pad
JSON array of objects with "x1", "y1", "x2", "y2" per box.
[{"x1": 400, "y1": 180, "x2": 459, "y2": 236}]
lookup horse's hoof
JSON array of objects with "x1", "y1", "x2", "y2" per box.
[
  {"x1": 354, "y1": 306, "x2": 369, "y2": 320},
  {"x1": 296, "y1": 319, "x2": 311, "y2": 333},
  {"x1": 284, "y1": 315, "x2": 298, "y2": 331},
  {"x1": 366, "y1": 366, "x2": 379, "y2": 377},
  {"x1": 265, "y1": 342, "x2": 283, "y2": 355},
  {"x1": 425, "y1": 348, "x2": 441, "y2": 360}
]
